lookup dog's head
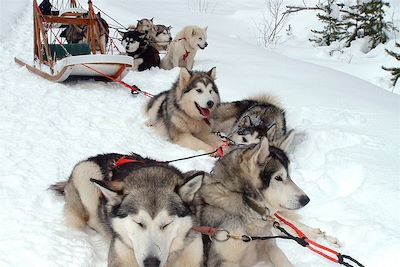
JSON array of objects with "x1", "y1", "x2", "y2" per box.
[
  {"x1": 119, "y1": 30, "x2": 147, "y2": 53},
  {"x1": 136, "y1": 18, "x2": 156, "y2": 35},
  {"x1": 216, "y1": 135, "x2": 309, "y2": 212},
  {"x1": 186, "y1": 26, "x2": 208, "y2": 50},
  {"x1": 153, "y1": 24, "x2": 172, "y2": 43},
  {"x1": 174, "y1": 67, "x2": 220, "y2": 121},
  {"x1": 228, "y1": 115, "x2": 291, "y2": 148},
  {"x1": 91, "y1": 167, "x2": 204, "y2": 267}
]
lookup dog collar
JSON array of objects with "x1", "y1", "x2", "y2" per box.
[{"x1": 243, "y1": 195, "x2": 271, "y2": 221}]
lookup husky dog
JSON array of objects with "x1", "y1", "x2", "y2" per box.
[
  {"x1": 150, "y1": 24, "x2": 173, "y2": 52},
  {"x1": 145, "y1": 67, "x2": 221, "y2": 152},
  {"x1": 60, "y1": 12, "x2": 109, "y2": 50},
  {"x1": 120, "y1": 30, "x2": 160, "y2": 71},
  {"x1": 160, "y1": 26, "x2": 208, "y2": 70},
  {"x1": 131, "y1": 18, "x2": 156, "y2": 37},
  {"x1": 212, "y1": 94, "x2": 291, "y2": 147},
  {"x1": 198, "y1": 137, "x2": 310, "y2": 267},
  {"x1": 51, "y1": 153, "x2": 204, "y2": 267}
]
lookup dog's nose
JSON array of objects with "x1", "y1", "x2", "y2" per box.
[
  {"x1": 207, "y1": 100, "x2": 214, "y2": 108},
  {"x1": 126, "y1": 46, "x2": 129, "y2": 49},
  {"x1": 169, "y1": 37, "x2": 172, "y2": 41},
  {"x1": 299, "y1": 195, "x2": 310, "y2": 207},
  {"x1": 145, "y1": 30, "x2": 149, "y2": 33},
  {"x1": 204, "y1": 42, "x2": 208, "y2": 47},
  {"x1": 143, "y1": 257, "x2": 160, "y2": 267}
]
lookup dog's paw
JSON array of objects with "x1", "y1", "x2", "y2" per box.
[{"x1": 325, "y1": 234, "x2": 342, "y2": 247}]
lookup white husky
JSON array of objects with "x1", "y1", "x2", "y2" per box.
[{"x1": 160, "y1": 26, "x2": 208, "y2": 70}]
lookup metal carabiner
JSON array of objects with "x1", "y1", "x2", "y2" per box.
[{"x1": 211, "y1": 229, "x2": 231, "y2": 242}]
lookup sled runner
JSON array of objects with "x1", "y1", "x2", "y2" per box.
[{"x1": 15, "y1": 0, "x2": 133, "y2": 82}]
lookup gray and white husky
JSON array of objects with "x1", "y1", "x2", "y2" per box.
[
  {"x1": 145, "y1": 67, "x2": 222, "y2": 152},
  {"x1": 150, "y1": 24, "x2": 173, "y2": 52},
  {"x1": 212, "y1": 94, "x2": 292, "y2": 148},
  {"x1": 198, "y1": 137, "x2": 309, "y2": 267},
  {"x1": 51, "y1": 153, "x2": 204, "y2": 267}
]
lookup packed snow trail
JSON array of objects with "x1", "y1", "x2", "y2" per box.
[{"x1": 1, "y1": 0, "x2": 399, "y2": 266}]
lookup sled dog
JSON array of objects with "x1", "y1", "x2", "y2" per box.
[
  {"x1": 145, "y1": 67, "x2": 222, "y2": 152},
  {"x1": 198, "y1": 137, "x2": 310, "y2": 267},
  {"x1": 150, "y1": 24, "x2": 173, "y2": 52},
  {"x1": 120, "y1": 30, "x2": 160, "y2": 71},
  {"x1": 51, "y1": 153, "x2": 204, "y2": 267},
  {"x1": 212, "y1": 94, "x2": 292, "y2": 147},
  {"x1": 130, "y1": 18, "x2": 156, "y2": 37},
  {"x1": 160, "y1": 26, "x2": 208, "y2": 70},
  {"x1": 61, "y1": 12, "x2": 109, "y2": 50}
]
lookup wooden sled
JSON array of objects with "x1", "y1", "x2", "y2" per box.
[{"x1": 17, "y1": 0, "x2": 133, "y2": 82}]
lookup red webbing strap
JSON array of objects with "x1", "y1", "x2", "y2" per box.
[
  {"x1": 81, "y1": 63, "x2": 154, "y2": 98},
  {"x1": 216, "y1": 139, "x2": 231, "y2": 158},
  {"x1": 191, "y1": 225, "x2": 219, "y2": 237},
  {"x1": 114, "y1": 156, "x2": 144, "y2": 168},
  {"x1": 274, "y1": 212, "x2": 340, "y2": 263}
]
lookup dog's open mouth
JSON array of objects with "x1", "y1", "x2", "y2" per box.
[{"x1": 195, "y1": 102, "x2": 210, "y2": 118}]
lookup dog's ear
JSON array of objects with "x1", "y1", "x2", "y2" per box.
[
  {"x1": 239, "y1": 115, "x2": 252, "y2": 128},
  {"x1": 178, "y1": 68, "x2": 192, "y2": 91},
  {"x1": 251, "y1": 137, "x2": 270, "y2": 165},
  {"x1": 277, "y1": 129, "x2": 295, "y2": 152},
  {"x1": 168, "y1": 26, "x2": 172, "y2": 30},
  {"x1": 192, "y1": 29, "x2": 197, "y2": 36},
  {"x1": 266, "y1": 124, "x2": 276, "y2": 140},
  {"x1": 150, "y1": 17, "x2": 154, "y2": 22},
  {"x1": 204, "y1": 26, "x2": 208, "y2": 32},
  {"x1": 207, "y1": 67, "x2": 216, "y2": 80},
  {"x1": 90, "y1": 178, "x2": 124, "y2": 205},
  {"x1": 179, "y1": 171, "x2": 204, "y2": 203}
]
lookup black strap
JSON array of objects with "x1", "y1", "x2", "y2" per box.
[{"x1": 338, "y1": 254, "x2": 365, "y2": 267}]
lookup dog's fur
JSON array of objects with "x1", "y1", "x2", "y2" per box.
[
  {"x1": 160, "y1": 26, "x2": 208, "y2": 70},
  {"x1": 197, "y1": 137, "x2": 310, "y2": 267},
  {"x1": 120, "y1": 30, "x2": 160, "y2": 71},
  {"x1": 51, "y1": 153, "x2": 204, "y2": 267},
  {"x1": 60, "y1": 12, "x2": 109, "y2": 50},
  {"x1": 145, "y1": 67, "x2": 222, "y2": 152},
  {"x1": 129, "y1": 18, "x2": 156, "y2": 38},
  {"x1": 212, "y1": 94, "x2": 292, "y2": 147},
  {"x1": 150, "y1": 24, "x2": 173, "y2": 52}
]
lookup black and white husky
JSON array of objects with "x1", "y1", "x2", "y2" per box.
[
  {"x1": 51, "y1": 153, "x2": 204, "y2": 267},
  {"x1": 119, "y1": 30, "x2": 160, "y2": 71}
]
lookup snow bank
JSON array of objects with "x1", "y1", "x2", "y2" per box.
[{"x1": 0, "y1": 0, "x2": 399, "y2": 267}]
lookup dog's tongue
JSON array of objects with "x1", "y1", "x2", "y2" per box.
[{"x1": 200, "y1": 107, "x2": 210, "y2": 118}]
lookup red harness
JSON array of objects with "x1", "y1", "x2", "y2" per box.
[
  {"x1": 175, "y1": 37, "x2": 190, "y2": 61},
  {"x1": 114, "y1": 156, "x2": 144, "y2": 168}
]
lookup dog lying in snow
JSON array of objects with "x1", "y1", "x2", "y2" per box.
[{"x1": 119, "y1": 30, "x2": 160, "y2": 71}]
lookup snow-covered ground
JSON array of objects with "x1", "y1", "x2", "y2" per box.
[{"x1": 0, "y1": 0, "x2": 399, "y2": 266}]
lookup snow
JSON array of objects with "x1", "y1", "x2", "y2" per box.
[{"x1": 0, "y1": 0, "x2": 399, "y2": 267}]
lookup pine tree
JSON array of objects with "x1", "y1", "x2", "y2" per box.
[
  {"x1": 310, "y1": 0, "x2": 346, "y2": 46},
  {"x1": 382, "y1": 43, "x2": 400, "y2": 87},
  {"x1": 342, "y1": 0, "x2": 394, "y2": 50}
]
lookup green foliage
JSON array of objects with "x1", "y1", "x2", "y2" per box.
[
  {"x1": 310, "y1": 0, "x2": 396, "y2": 50},
  {"x1": 382, "y1": 43, "x2": 400, "y2": 87}
]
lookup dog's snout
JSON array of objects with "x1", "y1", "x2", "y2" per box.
[
  {"x1": 143, "y1": 257, "x2": 160, "y2": 267},
  {"x1": 299, "y1": 195, "x2": 310, "y2": 207},
  {"x1": 207, "y1": 100, "x2": 214, "y2": 108},
  {"x1": 204, "y1": 42, "x2": 208, "y2": 47}
]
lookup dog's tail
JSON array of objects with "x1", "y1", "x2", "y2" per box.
[
  {"x1": 249, "y1": 93, "x2": 283, "y2": 108},
  {"x1": 49, "y1": 181, "x2": 67, "y2": 196}
]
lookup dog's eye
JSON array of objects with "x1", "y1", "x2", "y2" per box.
[
  {"x1": 196, "y1": 89, "x2": 203, "y2": 93},
  {"x1": 161, "y1": 221, "x2": 174, "y2": 230},
  {"x1": 199, "y1": 37, "x2": 202, "y2": 40},
  {"x1": 242, "y1": 137, "x2": 248, "y2": 143},
  {"x1": 275, "y1": 176, "x2": 283, "y2": 182},
  {"x1": 134, "y1": 221, "x2": 145, "y2": 228}
]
